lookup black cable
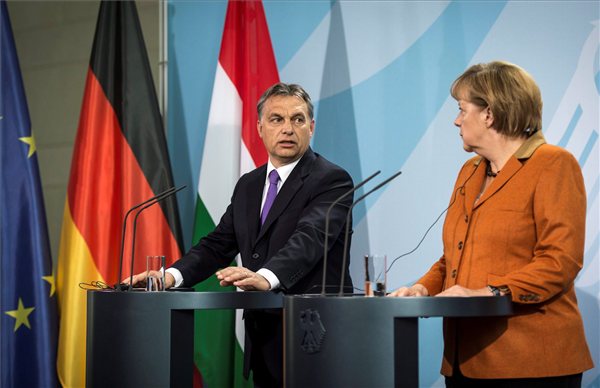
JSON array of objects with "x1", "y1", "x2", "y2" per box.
[
  {"x1": 386, "y1": 162, "x2": 481, "y2": 274},
  {"x1": 78, "y1": 280, "x2": 112, "y2": 290}
]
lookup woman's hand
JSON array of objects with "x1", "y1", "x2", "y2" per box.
[
  {"x1": 387, "y1": 283, "x2": 429, "y2": 297},
  {"x1": 435, "y1": 285, "x2": 491, "y2": 297}
]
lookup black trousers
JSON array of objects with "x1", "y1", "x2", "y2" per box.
[
  {"x1": 244, "y1": 310, "x2": 283, "y2": 388},
  {"x1": 445, "y1": 367, "x2": 582, "y2": 388}
]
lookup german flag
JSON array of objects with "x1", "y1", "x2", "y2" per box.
[{"x1": 56, "y1": 2, "x2": 183, "y2": 386}]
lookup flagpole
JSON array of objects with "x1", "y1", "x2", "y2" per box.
[{"x1": 159, "y1": 0, "x2": 168, "y2": 129}]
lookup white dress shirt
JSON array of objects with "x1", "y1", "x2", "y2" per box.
[{"x1": 167, "y1": 157, "x2": 301, "y2": 290}]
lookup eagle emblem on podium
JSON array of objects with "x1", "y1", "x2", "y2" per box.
[{"x1": 299, "y1": 309, "x2": 326, "y2": 354}]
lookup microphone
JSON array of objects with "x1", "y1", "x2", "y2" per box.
[
  {"x1": 320, "y1": 170, "x2": 381, "y2": 295},
  {"x1": 116, "y1": 185, "x2": 186, "y2": 291},
  {"x1": 339, "y1": 169, "x2": 402, "y2": 295}
]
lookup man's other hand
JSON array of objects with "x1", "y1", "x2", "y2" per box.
[{"x1": 216, "y1": 267, "x2": 271, "y2": 291}]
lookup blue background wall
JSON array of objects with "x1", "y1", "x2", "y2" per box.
[{"x1": 167, "y1": 1, "x2": 599, "y2": 386}]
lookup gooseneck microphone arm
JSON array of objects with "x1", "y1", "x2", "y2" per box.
[
  {"x1": 122, "y1": 185, "x2": 186, "y2": 291},
  {"x1": 321, "y1": 170, "x2": 381, "y2": 295},
  {"x1": 339, "y1": 169, "x2": 402, "y2": 295},
  {"x1": 116, "y1": 186, "x2": 177, "y2": 291}
]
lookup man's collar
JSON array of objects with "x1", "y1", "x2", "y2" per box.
[{"x1": 266, "y1": 156, "x2": 302, "y2": 184}]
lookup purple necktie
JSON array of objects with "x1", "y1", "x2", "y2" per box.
[{"x1": 261, "y1": 169, "x2": 280, "y2": 225}]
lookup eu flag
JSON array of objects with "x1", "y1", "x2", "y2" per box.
[{"x1": 0, "y1": 1, "x2": 58, "y2": 387}]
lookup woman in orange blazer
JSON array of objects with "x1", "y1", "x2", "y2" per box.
[{"x1": 390, "y1": 61, "x2": 593, "y2": 387}]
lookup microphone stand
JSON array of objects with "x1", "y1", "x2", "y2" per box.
[
  {"x1": 321, "y1": 171, "x2": 381, "y2": 295},
  {"x1": 339, "y1": 170, "x2": 402, "y2": 295},
  {"x1": 118, "y1": 186, "x2": 186, "y2": 291},
  {"x1": 116, "y1": 186, "x2": 177, "y2": 291}
]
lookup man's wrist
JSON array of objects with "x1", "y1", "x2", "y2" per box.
[
  {"x1": 256, "y1": 268, "x2": 280, "y2": 290},
  {"x1": 165, "y1": 272, "x2": 175, "y2": 289},
  {"x1": 165, "y1": 267, "x2": 183, "y2": 288}
]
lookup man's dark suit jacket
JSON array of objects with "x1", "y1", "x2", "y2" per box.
[{"x1": 171, "y1": 147, "x2": 354, "y2": 382}]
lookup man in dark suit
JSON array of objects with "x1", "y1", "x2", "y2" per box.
[{"x1": 129, "y1": 83, "x2": 354, "y2": 387}]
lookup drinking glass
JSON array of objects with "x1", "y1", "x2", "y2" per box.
[
  {"x1": 364, "y1": 254, "x2": 387, "y2": 297},
  {"x1": 146, "y1": 255, "x2": 166, "y2": 291}
]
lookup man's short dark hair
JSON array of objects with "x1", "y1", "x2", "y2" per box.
[{"x1": 257, "y1": 83, "x2": 314, "y2": 120}]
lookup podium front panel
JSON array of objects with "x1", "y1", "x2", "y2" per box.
[
  {"x1": 86, "y1": 290, "x2": 283, "y2": 388},
  {"x1": 284, "y1": 295, "x2": 512, "y2": 388}
]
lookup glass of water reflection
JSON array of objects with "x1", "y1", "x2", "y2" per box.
[
  {"x1": 364, "y1": 254, "x2": 387, "y2": 297},
  {"x1": 146, "y1": 255, "x2": 166, "y2": 291}
]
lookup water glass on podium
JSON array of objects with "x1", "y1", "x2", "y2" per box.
[
  {"x1": 146, "y1": 255, "x2": 166, "y2": 291},
  {"x1": 364, "y1": 254, "x2": 387, "y2": 297}
]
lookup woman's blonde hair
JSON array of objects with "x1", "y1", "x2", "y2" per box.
[{"x1": 450, "y1": 61, "x2": 542, "y2": 138}]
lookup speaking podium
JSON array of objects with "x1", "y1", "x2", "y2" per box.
[
  {"x1": 86, "y1": 289, "x2": 283, "y2": 387},
  {"x1": 284, "y1": 295, "x2": 513, "y2": 387},
  {"x1": 87, "y1": 290, "x2": 512, "y2": 387}
]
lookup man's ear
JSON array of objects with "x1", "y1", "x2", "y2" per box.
[{"x1": 257, "y1": 119, "x2": 263, "y2": 138}]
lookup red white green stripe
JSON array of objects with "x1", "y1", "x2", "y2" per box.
[{"x1": 191, "y1": 1, "x2": 279, "y2": 387}]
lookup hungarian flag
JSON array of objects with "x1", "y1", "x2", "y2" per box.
[
  {"x1": 56, "y1": 2, "x2": 183, "y2": 387},
  {"x1": 0, "y1": 1, "x2": 58, "y2": 386},
  {"x1": 192, "y1": 1, "x2": 279, "y2": 386}
]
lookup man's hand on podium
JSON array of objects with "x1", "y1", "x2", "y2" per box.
[
  {"x1": 216, "y1": 267, "x2": 270, "y2": 291},
  {"x1": 122, "y1": 271, "x2": 176, "y2": 289}
]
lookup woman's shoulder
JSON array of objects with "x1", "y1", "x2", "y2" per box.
[
  {"x1": 457, "y1": 155, "x2": 483, "y2": 174},
  {"x1": 530, "y1": 143, "x2": 579, "y2": 166}
]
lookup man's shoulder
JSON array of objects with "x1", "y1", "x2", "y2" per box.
[
  {"x1": 232, "y1": 165, "x2": 267, "y2": 193},
  {"x1": 299, "y1": 148, "x2": 343, "y2": 172},
  {"x1": 308, "y1": 152, "x2": 353, "y2": 182},
  {"x1": 239, "y1": 164, "x2": 267, "y2": 180}
]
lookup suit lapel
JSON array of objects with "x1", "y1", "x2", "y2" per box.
[
  {"x1": 474, "y1": 156, "x2": 523, "y2": 209},
  {"x1": 464, "y1": 160, "x2": 486, "y2": 214},
  {"x1": 255, "y1": 149, "x2": 315, "y2": 242},
  {"x1": 247, "y1": 166, "x2": 266, "y2": 243}
]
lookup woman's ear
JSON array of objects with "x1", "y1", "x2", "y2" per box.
[{"x1": 485, "y1": 107, "x2": 495, "y2": 128}]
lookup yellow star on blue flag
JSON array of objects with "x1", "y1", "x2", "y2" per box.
[
  {"x1": 19, "y1": 135, "x2": 36, "y2": 158},
  {"x1": 42, "y1": 272, "x2": 56, "y2": 297},
  {"x1": 5, "y1": 298, "x2": 35, "y2": 332}
]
